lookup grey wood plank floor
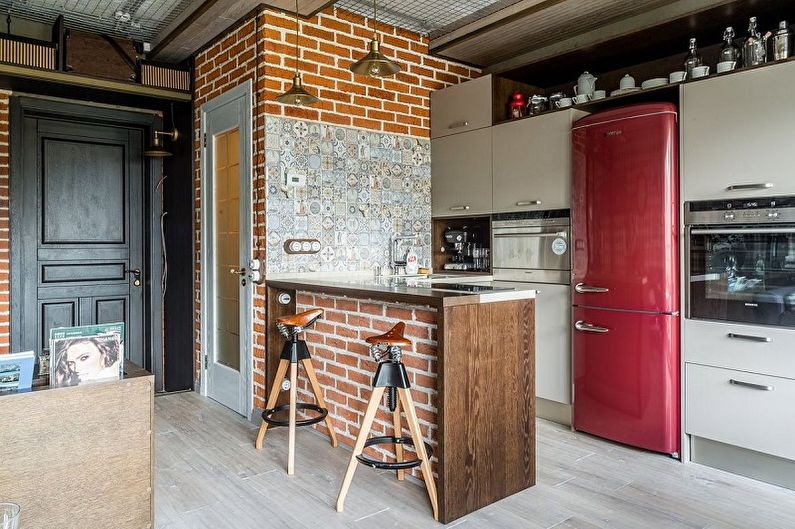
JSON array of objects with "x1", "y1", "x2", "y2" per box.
[{"x1": 154, "y1": 392, "x2": 795, "y2": 529}]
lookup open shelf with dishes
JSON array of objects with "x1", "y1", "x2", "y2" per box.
[{"x1": 491, "y1": 1, "x2": 795, "y2": 126}]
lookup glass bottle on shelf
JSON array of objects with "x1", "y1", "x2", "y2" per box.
[
  {"x1": 683, "y1": 38, "x2": 702, "y2": 79},
  {"x1": 743, "y1": 16, "x2": 767, "y2": 67},
  {"x1": 720, "y1": 27, "x2": 740, "y2": 63},
  {"x1": 772, "y1": 20, "x2": 793, "y2": 61}
]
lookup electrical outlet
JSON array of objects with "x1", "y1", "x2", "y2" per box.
[{"x1": 286, "y1": 171, "x2": 306, "y2": 187}]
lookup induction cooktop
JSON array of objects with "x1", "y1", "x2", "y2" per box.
[{"x1": 430, "y1": 283, "x2": 513, "y2": 293}]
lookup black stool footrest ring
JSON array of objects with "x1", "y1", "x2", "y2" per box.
[
  {"x1": 261, "y1": 403, "x2": 328, "y2": 427},
  {"x1": 355, "y1": 436, "x2": 433, "y2": 470}
]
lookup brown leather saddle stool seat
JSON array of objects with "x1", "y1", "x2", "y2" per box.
[
  {"x1": 277, "y1": 308, "x2": 323, "y2": 329},
  {"x1": 365, "y1": 321, "x2": 412, "y2": 348}
]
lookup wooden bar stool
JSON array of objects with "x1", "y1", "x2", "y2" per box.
[
  {"x1": 336, "y1": 322, "x2": 438, "y2": 520},
  {"x1": 255, "y1": 308, "x2": 337, "y2": 474}
]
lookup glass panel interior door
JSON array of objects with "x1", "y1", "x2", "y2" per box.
[{"x1": 214, "y1": 128, "x2": 241, "y2": 371}]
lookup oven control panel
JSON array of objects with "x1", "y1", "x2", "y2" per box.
[{"x1": 685, "y1": 195, "x2": 795, "y2": 225}]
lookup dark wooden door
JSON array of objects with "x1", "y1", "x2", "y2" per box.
[{"x1": 14, "y1": 116, "x2": 145, "y2": 374}]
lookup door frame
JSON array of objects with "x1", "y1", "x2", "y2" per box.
[
  {"x1": 199, "y1": 81, "x2": 253, "y2": 418},
  {"x1": 9, "y1": 96, "x2": 164, "y2": 389}
]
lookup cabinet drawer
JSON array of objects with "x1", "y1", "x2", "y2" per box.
[
  {"x1": 681, "y1": 60, "x2": 795, "y2": 200},
  {"x1": 686, "y1": 363, "x2": 795, "y2": 461},
  {"x1": 684, "y1": 319, "x2": 795, "y2": 379},
  {"x1": 430, "y1": 75, "x2": 492, "y2": 139}
]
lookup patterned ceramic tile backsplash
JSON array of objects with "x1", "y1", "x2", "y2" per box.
[{"x1": 265, "y1": 116, "x2": 432, "y2": 274}]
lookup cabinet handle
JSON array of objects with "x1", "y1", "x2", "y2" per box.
[
  {"x1": 575, "y1": 321, "x2": 609, "y2": 334},
  {"x1": 727, "y1": 333, "x2": 772, "y2": 343},
  {"x1": 449, "y1": 205, "x2": 470, "y2": 211},
  {"x1": 729, "y1": 379, "x2": 774, "y2": 391},
  {"x1": 575, "y1": 283, "x2": 609, "y2": 293},
  {"x1": 448, "y1": 120, "x2": 469, "y2": 129},
  {"x1": 516, "y1": 200, "x2": 542, "y2": 207},
  {"x1": 726, "y1": 183, "x2": 773, "y2": 191}
]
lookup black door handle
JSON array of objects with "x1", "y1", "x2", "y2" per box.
[{"x1": 126, "y1": 268, "x2": 141, "y2": 287}]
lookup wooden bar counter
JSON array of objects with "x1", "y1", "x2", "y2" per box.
[{"x1": 265, "y1": 276, "x2": 536, "y2": 523}]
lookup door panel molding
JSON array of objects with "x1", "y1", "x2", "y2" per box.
[{"x1": 199, "y1": 80, "x2": 253, "y2": 417}]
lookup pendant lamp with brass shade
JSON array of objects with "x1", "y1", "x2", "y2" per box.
[
  {"x1": 276, "y1": 0, "x2": 320, "y2": 106},
  {"x1": 350, "y1": 0, "x2": 401, "y2": 77}
]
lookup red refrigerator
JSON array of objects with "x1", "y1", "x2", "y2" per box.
[{"x1": 571, "y1": 103, "x2": 680, "y2": 456}]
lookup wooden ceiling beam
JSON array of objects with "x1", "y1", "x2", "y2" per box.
[{"x1": 149, "y1": 0, "x2": 335, "y2": 63}]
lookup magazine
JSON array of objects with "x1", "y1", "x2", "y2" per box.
[
  {"x1": 49, "y1": 323, "x2": 125, "y2": 387},
  {"x1": 0, "y1": 351, "x2": 35, "y2": 392}
]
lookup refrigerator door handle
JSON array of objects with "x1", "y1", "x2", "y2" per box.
[
  {"x1": 575, "y1": 320, "x2": 609, "y2": 334},
  {"x1": 575, "y1": 283, "x2": 610, "y2": 293}
]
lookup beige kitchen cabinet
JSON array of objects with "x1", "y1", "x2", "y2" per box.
[
  {"x1": 492, "y1": 110, "x2": 587, "y2": 213},
  {"x1": 529, "y1": 282, "x2": 571, "y2": 404},
  {"x1": 430, "y1": 74, "x2": 492, "y2": 139},
  {"x1": 682, "y1": 60, "x2": 795, "y2": 200},
  {"x1": 431, "y1": 128, "x2": 493, "y2": 217}
]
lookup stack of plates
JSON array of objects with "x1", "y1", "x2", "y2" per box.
[
  {"x1": 610, "y1": 87, "x2": 641, "y2": 96},
  {"x1": 641, "y1": 77, "x2": 668, "y2": 89}
]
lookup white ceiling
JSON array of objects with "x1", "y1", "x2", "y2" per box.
[{"x1": 0, "y1": 0, "x2": 197, "y2": 41}]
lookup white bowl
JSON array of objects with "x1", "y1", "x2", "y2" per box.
[{"x1": 641, "y1": 78, "x2": 668, "y2": 89}]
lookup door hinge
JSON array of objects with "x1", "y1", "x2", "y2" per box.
[
  {"x1": 204, "y1": 355, "x2": 208, "y2": 369},
  {"x1": 203, "y1": 132, "x2": 207, "y2": 148}
]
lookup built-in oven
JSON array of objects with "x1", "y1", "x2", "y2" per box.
[
  {"x1": 685, "y1": 196, "x2": 795, "y2": 328},
  {"x1": 491, "y1": 210, "x2": 570, "y2": 284}
]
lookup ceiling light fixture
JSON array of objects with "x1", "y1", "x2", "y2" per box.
[
  {"x1": 276, "y1": 0, "x2": 320, "y2": 106},
  {"x1": 349, "y1": 0, "x2": 401, "y2": 78}
]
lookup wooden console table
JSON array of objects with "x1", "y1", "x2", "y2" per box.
[{"x1": 0, "y1": 363, "x2": 154, "y2": 529}]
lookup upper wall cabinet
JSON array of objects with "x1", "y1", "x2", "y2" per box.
[
  {"x1": 431, "y1": 75, "x2": 492, "y2": 139},
  {"x1": 682, "y1": 60, "x2": 795, "y2": 200},
  {"x1": 431, "y1": 128, "x2": 493, "y2": 217},
  {"x1": 492, "y1": 109, "x2": 587, "y2": 213}
]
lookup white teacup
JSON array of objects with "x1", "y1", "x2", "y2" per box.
[
  {"x1": 717, "y1": 61, "x2": 736, "y2": 73},
  {"x1": 692, "y1": 66, "x2": 710, "y2": 78},
  {"x1": 669, "y1": 71, "x2": 687, "y2": 83},
  {"x1": 573, "y1": 94, "x2": 590, "y2": 104},
  {"x1": 592, "y1": 90, "x2": 606, "y2": 100},
  {"x1": 557, "y1": 97, "x2": 573, "y2": 108}
]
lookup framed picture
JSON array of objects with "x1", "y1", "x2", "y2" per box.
[
  {"x1": 0, "y1": 351, "x2": 35, "y2": 392},
  {"x1": 49, "y1": 323, "x2": 125, "y2": 387}
]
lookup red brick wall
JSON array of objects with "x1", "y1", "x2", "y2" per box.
[
  {"x1": 0, "y1": 92, "x2": 10, "y2": 354},
  {"x1": 296, "y1": 292, "x2": 439, "y2": 478},
  {"x1": 192, "y1": 6, "x2": 478, "y2": 408}
]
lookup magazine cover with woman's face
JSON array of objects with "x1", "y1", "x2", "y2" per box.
[{"x1": 49, "y1": 324, "x2": 124, "y2": 387}]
